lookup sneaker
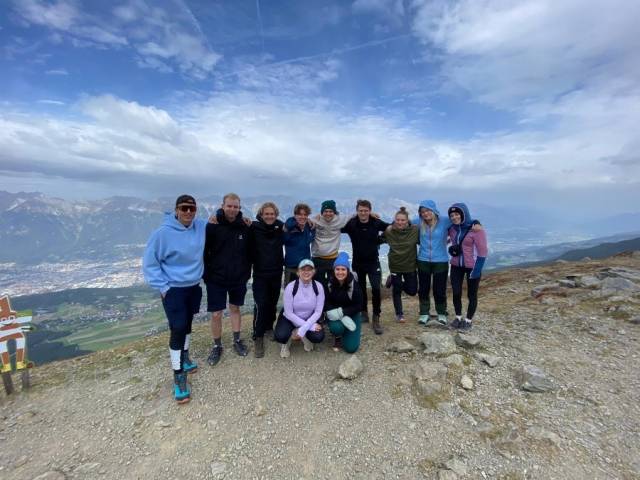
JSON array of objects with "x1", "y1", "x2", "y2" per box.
[
  {"x1": 280, "y1": 339, "x2": 291, "y2": 358},
  {"x1": 182, "y1": 352, "x2": 198, "y2": 374},
  {"x1": 254, "y1": 337, "x2": 265, "y2": 358},
  {"x1": 450, "y1": 317, "x2": 462, "y2": 329},
  {"x1": 173, "y1": 372, "x2": 190, "y2": 404},
  {"x1": 418, "y1": 314, "x2": 430, "y2": 325},
  {"x1": 385, "y1": 275, "x2": 393, "y2": 288},
  {"x1": 233, "y1": 339, "x2": 249, "y2": 357},
  {"x1": 361, "y1": 311, "x2": 369, "y2": 323},
  {"x1": 207, "y1": 344, "x2": 223, "y2": 366},
  {"x1": 301, "y1": 335, "x2": 314, "y2": 352},
  {"x1": 395, "y1": 314, "x2": 405, "y2": 323},
  {"x1": 437, "y1": 314, "x2": 448, "y2": 326},
  {"x1": 332, "y1": 336, "x2": 343, "y2": 352},
  {"x1": 1, "y1": 363, "x2": 11, "y2": 373},
  {"x1": 460, "y1": 319, "x2": 473, "y2": 331}
]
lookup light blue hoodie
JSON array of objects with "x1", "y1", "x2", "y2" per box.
[
  {"x1": 417, "y1": 199, "x2": 451, "y2": 263},
  {"x1": 142, "y1": 213, "x2": 207, "y2": 294}
]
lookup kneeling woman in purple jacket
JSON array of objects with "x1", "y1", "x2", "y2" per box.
[
  {"x1": 274, "y1": 259, "x2": 325, "y2": 358},
  {"x1": 448, "y1": 203, "x2": 488, "y2": 331}
]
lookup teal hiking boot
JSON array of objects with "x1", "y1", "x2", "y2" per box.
[
  {"x1": 173, "y1": 372, "x2": 191, "y2": 404},
  {"x1": 182, "y1": 351, "x2": 198, "y2": 374},
  {"x1": 437, "y1": 314, "x2": 448, "y2": 326},
  {"x1": 418, "y1": 314, "x2": 430, "y2": 325}
]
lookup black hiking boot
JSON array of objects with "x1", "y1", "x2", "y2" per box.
[
  {"x1": 254, "y1": 337, "x2": 265, "y2": 358},
  {"x1": 372, "y1": 314, "x2": 383, "y2": 335},
  {"x1": 233, "y1": 339, "x2": 249, "y2": 357},
  {"x1": 207, "y1": 344, "x2": 223, "y2": 366}
]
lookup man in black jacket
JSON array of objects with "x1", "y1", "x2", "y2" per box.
[
  {"x1": 248, "y1": 202, "x2": 284, "y2": 358},
  {"x1": 341, "y1": 199, "x2": 388, "y2": 334},
  {"x1": 203, "y1": 193, "x2": 251, "y2": 365}
]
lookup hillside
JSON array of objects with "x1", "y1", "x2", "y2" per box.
[{"x1": 1, "y1": 253, "x2": 639, "y2": 479}]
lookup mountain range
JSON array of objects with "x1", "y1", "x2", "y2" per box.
[{"x1": 2, "y1": 190, "x2": 640, "y2": 265}]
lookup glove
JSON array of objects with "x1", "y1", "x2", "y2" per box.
[
  {"x1": 469, "y1": 257, "x2": 485, "y2": 279},
  {"x1": 340, "y1": 315, "x2": 356, "y2": 332},
  {"x1": 326, "y1": 308, "x2": 344, "y2": 321}
]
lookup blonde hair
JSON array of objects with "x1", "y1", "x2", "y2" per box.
[
  {"x1": 258, "y1": 201, "x2": 279, "y2": 217},
  {"x1": 222, "y1": 192, "x2": 240, "y2": 204}
]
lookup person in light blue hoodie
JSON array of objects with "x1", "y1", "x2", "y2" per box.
[
  {"x1": 416, "y1": 200, "x2": 482, "y2": 327},
  {"x1": 143, "y1": 194, "x2": 206, "y2": 404}
]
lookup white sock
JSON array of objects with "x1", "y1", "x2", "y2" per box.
[
  {"x1": 0, "y1": 342, "x2": 7, "y2": 354},
  {"x1": 456, "y1": 315, "x2": 462, "y2": 321},
  {"x1": 464, "y1": 318, "x2": 472, "y2": 323},
  {"x1": 169, "y1": 349, "x2": 181, "y2": 371},
  {"x1": 183, "y1": 334, "x2": 191, "y2": 351},
  {"x1": 15, "y1": 337, "x2": 25, "y2": 348}
]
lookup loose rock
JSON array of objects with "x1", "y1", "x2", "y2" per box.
[
  {"x1": 210, "y1": 462, "x2": 227, "y2": 476},
  {"x1": 442, "y1": 354, "x2": 464, "y2": 368},
  {"x1": 33, "y1": 473, "x2": 66, "y2": 480},
  {"x1": 386, "y1": 340, "x2": 416, "y2": 353},
  {"x1": 338, "y1": 355, "x2": 363, "y2": 379},
  {"x1": 475, "y1": 352, "x2": 501, "y2": 368},
  {"x1": 418, "y1": 332, "x2": 457, "y2": 355},
  {"x1": 455, "y1": 332, "x2": 481, "y2": 349},
  {"x1": 517, "y1": 365, "x2": 556, "y2": 392},
  {"x1": 460, "y1": 375, "x2": 474, "y2": 390}
]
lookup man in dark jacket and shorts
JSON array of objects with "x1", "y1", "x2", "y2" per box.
[{"x1": 204, "y1": 193, "x2": 251, "y2": 365}]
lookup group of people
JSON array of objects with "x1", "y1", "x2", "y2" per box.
[{"x1": 142, "y1": 193, "x2": 488, "y2": 404}]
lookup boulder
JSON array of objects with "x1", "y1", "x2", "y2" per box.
[
  {"x1": 413, "y1": 360, "x2": 448, "y2": 381},
  {"x1": 416, "y1": 380, "x2": 443, "y2": 397},
  {"x1": 455, "y1": 332, "x2": 481, "y2": 349},
  {"x1": 600, "y1": 277, "x2": 640, "y2": 297},
  {"x1": 559, "y1": 279, "x2": 576, "y2": 288},
  {"x1": 574, "y1": 275, "x2": 601, "y2": 289},
  {"x1": 517, "y1": 365, "x2": 556, "y2": 392},
  {"x1": 442, "y1": 354, "x2": 464, "y2": 368},
  {"x1": 338, "y1": 355, "x2": 364, "y2": 380},
  {"x1": 418, "y1": 332, "x2": 457, "y2": 355}
]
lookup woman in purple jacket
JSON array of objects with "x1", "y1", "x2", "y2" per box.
[
  {"x1": 274, "y1": 259, "x2": 325, "y2": 358},
  {"x1": 448, "y1": 203, "x2": 488, "y2": 331}
]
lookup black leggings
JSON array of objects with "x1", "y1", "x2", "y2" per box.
[
  {"x1": 273, "y1": 311, "x2": 325, "y2": 344},
  {"x1": 391, "y1": 272, "x2": 418, "y2": 315},
  {"x1": 252, "y1": 272, "x2": 282, "y2": 338},
  {"x1": 450, "y1": 266, "x2": 480, "y2": 320},
  {"x1": 354, "y1": 263, "x2": 382, "y2": 315}
]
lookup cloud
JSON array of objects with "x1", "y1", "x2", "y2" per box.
[
  {"x1": 2, "y1": 90, "x2": 637, "y2": 202},
  {"x1": 37, "y1": 99, "x2": 66, "y2": 105},
  {"x1": 45, "y1": 68, "x2": 69, "y2": 75},
  {"x1": 11, "y1": 0, "x2": 222, "y2": 78}
]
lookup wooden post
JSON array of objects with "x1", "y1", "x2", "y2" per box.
[
  {"x1": 21, "y1": 369, "x2": 31, "y2": 390},
  {"x1": 2, "y1": 371, "x2": 13, "y2": 395}
]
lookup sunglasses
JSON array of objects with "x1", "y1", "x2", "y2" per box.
[{"x1": 178, "y1": 205, "x2": 197, "y2": 213}]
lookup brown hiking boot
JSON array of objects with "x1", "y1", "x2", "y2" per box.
[
  {"x1": 361, "y1": 311, "x2": 369, "y2": 323},
  {"x1": 332, "y1": 336, "x2": 343, "y2": 352},
  {"x1": 372, "y1": 314, "x2": 383, "y2": 335},
  {"x1": 254, "y1": 337, "x2": 265, "y2": 358}
]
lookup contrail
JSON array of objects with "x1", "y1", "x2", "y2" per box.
[
  {"x1": 256, "y1": 0, "x2": 265, "y2": 54},
  {"x1": 216, "y1": 33, "x2": 410, "y2": 80}
]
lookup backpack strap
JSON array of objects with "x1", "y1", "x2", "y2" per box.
[{"x1": 292, "y1": 279, "x2": 319, "y2": 297}]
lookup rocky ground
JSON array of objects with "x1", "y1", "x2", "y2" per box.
[{"x1": 2, "y1": 253, "x2": 640, "y2": 480}]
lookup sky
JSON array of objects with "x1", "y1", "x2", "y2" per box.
[{"x1": 0, "y1": 0, "x2": 639, "y2": 214}]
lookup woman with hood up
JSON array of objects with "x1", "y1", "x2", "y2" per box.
[
  {"x1": 416, "y1": 200, "x2": 481, "y2": 326},
  {"x1": 447, "y1": 203, "x2": 488, "y2": 331}
]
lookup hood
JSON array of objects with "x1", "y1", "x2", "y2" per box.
[
  {"x1": 162, "y1": 212, "x2": 193, "y2": 231},
  {"x1": 448, "y1": 202, "x2": 472, "y2": 228},
  {"x1": 216, "y1": 208, "x2": 245, "y2": 227},
  {"x1": 254, "y1": 215, "x2": 283, "y2": 232},
  {"x1": 285, "y1": 216, "x2": 306, "y2": 231},
  {"x1": 418, "y1": 199, "x2": 441, "y2": 218}
]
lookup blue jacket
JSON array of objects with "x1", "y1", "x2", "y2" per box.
[
  {"x1": 142, "y1": 213, "x2": 206, "y2": 294},
  {"x1": 283, "y1": 217, "x2": 316, "y2": 268},
  {"x1": 417, "y1": 199, "x2": 451, "y2": 263}
]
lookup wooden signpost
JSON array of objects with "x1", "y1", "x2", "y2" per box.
[{"x1": 1, "y1": 295, "x2": 34, "y2": 395}]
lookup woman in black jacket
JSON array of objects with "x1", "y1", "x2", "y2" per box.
[
  {"x1": 324, "y1": 252, "x2": 363, "y2": 353},
  {"x1": 248, "y1": 202, "x2": 285, "y2": 357}
]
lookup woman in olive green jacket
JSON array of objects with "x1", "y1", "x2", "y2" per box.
[{"x1": 383, "y1": 207, "x2": 419, "y2": 322}]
